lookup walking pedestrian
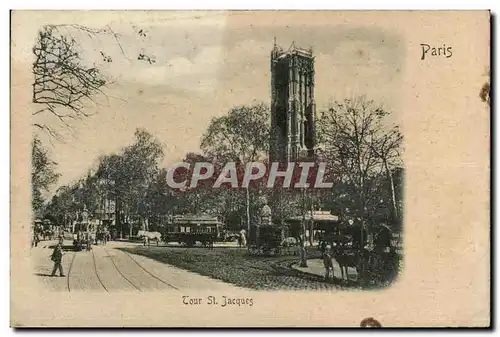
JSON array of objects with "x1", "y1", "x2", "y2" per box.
[{"x1": 50, "y1": 237, "x2": 65, "y2": 277}]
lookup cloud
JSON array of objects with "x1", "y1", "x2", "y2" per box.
[
  {"x1": 230, "y1": 39, "x2": 270, "y2": 57},
  {"x1": 167, "y1": 45, "x2": 223, "y2": 75},
  {"x1": 102, "y1": 45, "x2": 224, "y2": 93}
]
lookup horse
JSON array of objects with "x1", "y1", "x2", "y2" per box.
[
  {"x1": 137, "y1": 230, "x2": 162, "y2": 247},
  {"x1": 333, "y1": 247, "x2": 361, "y2": 282}
]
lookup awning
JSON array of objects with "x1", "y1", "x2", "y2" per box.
[
  {"x1": 286, "y1": 211, "x2": 339, "y2": 223},
  {"x1": 168, "y1": 214, "x2": 223, "y2": 226}
]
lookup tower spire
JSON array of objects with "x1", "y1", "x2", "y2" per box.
[{"x1": 270, "y1": 41, "x2": 316, "y2": 162}]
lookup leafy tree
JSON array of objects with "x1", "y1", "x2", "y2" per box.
[
  {"x1": 32, "y1": 136, "x2": 60, "y2": 217},
  {"x1": 122, "y1": 129, "x2": 164, "y2": 227},
  {"x1": 144, "y1": 168, "x2": 173, "y2": 229},
  {"x1": 366, "y1": 123, "x2": 403, "y2": 222},
  {"x1": 318, "y1": 96, "x2": 405, "y2": 285},
  {"x1": 45, "y1": 185, "x2": 75, "y2": 227},
  {"x1": 94, "y1": 129, "x2": 164, "y2": 236},
  {"x1": 318, "y1": 96, "x2": 402, "y2": 227},
  {"x1": 200, "y1": 103, "x2": 270, "y2": 230}
]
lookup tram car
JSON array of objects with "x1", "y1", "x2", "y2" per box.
[
  {"x1": 247, "y1": 224, "x2": 284, "y2": 256},
  {"x1": 73, "y1": 231, "x2": 92, "y2": 251},
  {"x1": 165, "y1": 215, "x2": 224, "y2": 247},
  {"x1": 72, "y1": 221, "x2": 96, "y2": 251}
]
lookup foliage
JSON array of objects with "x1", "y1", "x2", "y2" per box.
[
  {"x1": 201, "y1": 103, "x2": 270, "y2": 163},
  {"x1": 46, "y1": 129, "x2": 163, "y2": 232},
  {"x1": 31, "y1": 136, "x2": 60, "y2": 217},
  {"x1": 44, "y1": 96, "x2": 404, "y2": 237},
  {"x1": 200, "y1": 103, "x2": 271, "y2": 228},
  {"x1": 317, "y1": 96, "x2": 403, "y2": 227}
]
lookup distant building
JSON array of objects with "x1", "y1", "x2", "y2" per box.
[
  {"x1": 94, "y1": 197, "x2": 115, "y2": 226},
  {"x1": 270, "y1": 40, "x2": 317, "y2": 162}
]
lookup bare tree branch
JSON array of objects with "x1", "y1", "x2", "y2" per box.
[{"x1": 32, "y1": 26, "x2": 107, "y2": 138}]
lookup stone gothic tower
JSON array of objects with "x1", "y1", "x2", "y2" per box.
[{"x1": 270, "y1": 40, "x2": 316, "y2": 162}]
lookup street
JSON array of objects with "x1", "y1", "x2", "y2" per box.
[
  {"x1": 32, "y1": 240, "x2": 239, "y2": 292},
  {"x1": 32, "y1": 239, "x2": 345, "y2": 291}
]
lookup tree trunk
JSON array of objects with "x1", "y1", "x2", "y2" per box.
[
  {"x1": 384, "y1": 160, "x2": 398, "y2": 223},
  {"x1": 309, "y1": 195, "x2": 314, "y2": 247},
  {"x1": 115, "y1": 197, "x2": 121, "y2": 239},
  {"x1": 298, "y1": 235, "x2": 308, "y2": 268},
  {"x1": 246, "y1": 187, "x2": 250, "y2": 233},
  {"x1": 359, "y1": 190, "x2": 367, "y2": 288}
]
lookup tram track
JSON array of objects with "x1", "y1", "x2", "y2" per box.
[
  {"x1": 102, "y1": 246, "x2": 179, "y2": 291},
  {"x1": 66, "y1": 251, "x2": 77, "y2": 292},
  {"x1": 102, "y1": 247, "x2": 142, "y2": 291},
  {"x1": 121, "y1": 249, "x2": 179, "y2": 291},
  {"x1": 67, "y1": 248, "x2": 109, "y2": 292},
  {"x1": 92, "y1": 248, "x2": 109, "y2": 292}
]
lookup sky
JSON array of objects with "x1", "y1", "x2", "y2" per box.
[{"x1": 12, "y1": 11, "x2": 405, "y2": 195}]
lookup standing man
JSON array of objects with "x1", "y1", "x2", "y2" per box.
[
  {"x1": 33, "y1": 230, "x2": 40, "y2": 247},
  {"x1": 50, "y1": 236, "x2": 65, "y2": 277},
  {"x1": 103, "y1": 228, "x2": 108, "y2": 245},
  {"x1": 239, "y1": 228, "x2": 247, "y2": 248},
  {"x1": 323, "y1": 245, "x2": 334, "y2": 281}
]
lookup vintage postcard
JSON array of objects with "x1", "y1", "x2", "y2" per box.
[{"x1": 10, "y1": 10, "x2": 490, "y2": 327}]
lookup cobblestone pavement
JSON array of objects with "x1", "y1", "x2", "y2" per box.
[
  {"x1": 32, "y1": 240, "x2": 239, "y2": 292},
  {"x1": 292, "y1": 258, "x2": 358, "y2": 280},
  {"x1": 121, "y1": 245, "x2": 343, "y2": 291}
]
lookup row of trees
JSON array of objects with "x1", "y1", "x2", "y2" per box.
[
  {"x1": 32, "y1": 137, "x2": 60, "y2": 218},
  {"x1": 38, "y1": 97, "x2": 404, "y2": 237},
  {"x1": 30, "y1": 23, "x2": 157, "y2": 225},
  {"x1": 30, "y1": 24, "x2": 404, "y2": 238}
]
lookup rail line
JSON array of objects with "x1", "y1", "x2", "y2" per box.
[
  {"x1": 121, "y1": 249, "x2": 179, "y2": 291},
  {"x1": 92, "y1": 248, "x2": 109, "y2": 292},
  {"x1": 102, "y1": 247, "x2": 142, "y2": 292},
  {"x1": 66, "y1": 251, "x2": 77, "y2": 292}
]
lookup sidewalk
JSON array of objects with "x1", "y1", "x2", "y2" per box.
[
  {"x1": 30, "y1": 239, "x2": 74, "y2": 291},
  {"x1": 292, "y1": 258, "x2": 358, "y2": 280}
]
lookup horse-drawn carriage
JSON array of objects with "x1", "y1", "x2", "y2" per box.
[
  {"x1": 73, "y1": 231, "x2": 93, "y2": 251},
  {"x1": 94, "y1": 228, "x2": 110, "y2": 245},
  {"x1": 247, "y1": 224, "x2": 284, "y2": 256},
  {"x1": 33, "y1": 219, "x2": 55, "y2": 241},
  {"x1": 316, "y1": 218, "x2": 400, "y2": 286}
]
